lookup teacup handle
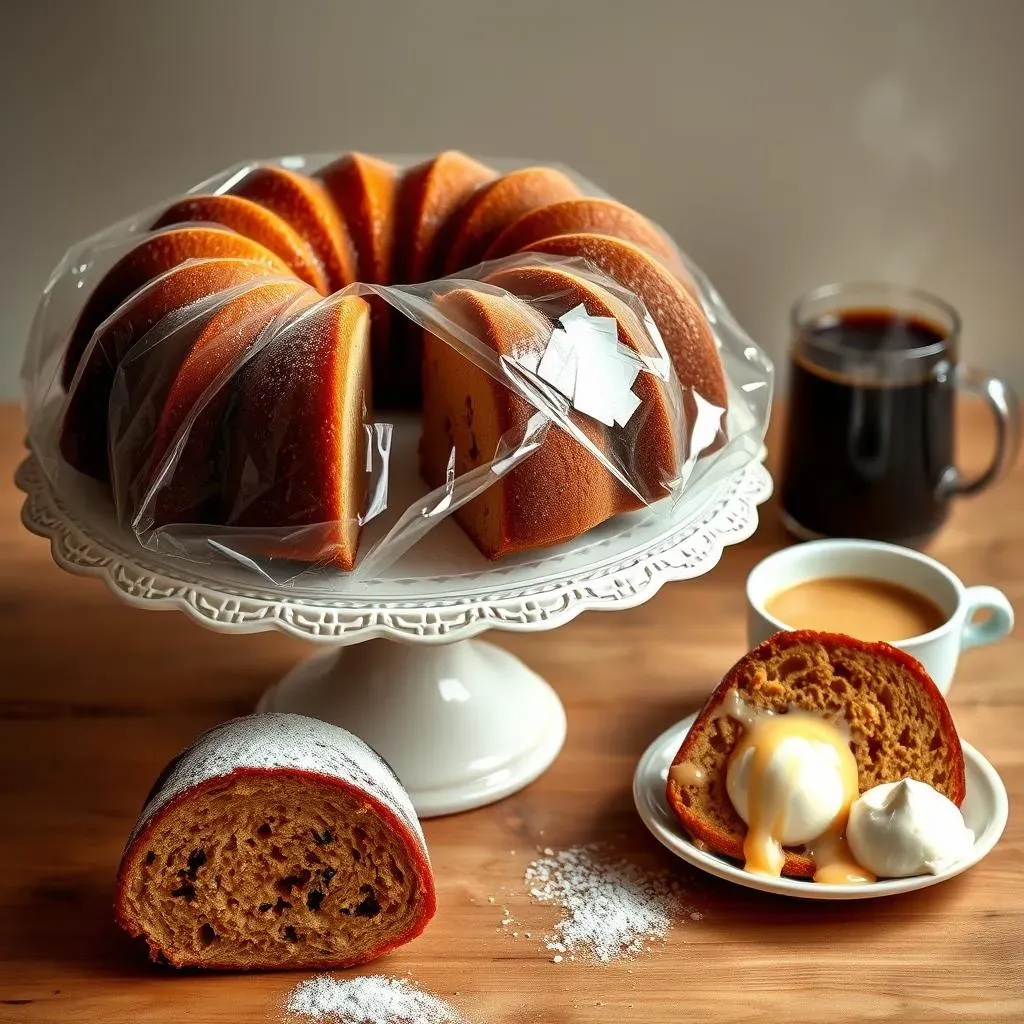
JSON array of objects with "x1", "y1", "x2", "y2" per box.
[
  {"x1": 961, "y1": 585, "x2": 1015, "y2": 651},
  {"x1": 952, "y1": 366, "x2": 1021, "y2": 496}
]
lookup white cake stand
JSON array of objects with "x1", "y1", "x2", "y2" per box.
[{"x1": 16, "y1": 429, "x2": 771, "y2": 817}]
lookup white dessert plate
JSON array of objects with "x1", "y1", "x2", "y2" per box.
[{"x1": 633, "y1": 712, "x2": 1009, "y2": 900}]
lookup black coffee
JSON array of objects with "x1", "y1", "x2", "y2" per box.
[{"x1": 780, "y1": 308, "x2": 955, "y2": 543}]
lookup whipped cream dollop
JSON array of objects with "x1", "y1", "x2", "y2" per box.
[
  {"x1": 846, "y1": 778, "x2": 974, "y2": 878},
  {"x1": 726, "y1": 733, "x2": 850, "y2": 848}
]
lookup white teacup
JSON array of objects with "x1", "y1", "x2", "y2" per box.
[{"x1": 746, "y1": 539, "x2": 1014, "y2": 695}]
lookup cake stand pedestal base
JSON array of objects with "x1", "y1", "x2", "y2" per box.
[{"x1": 257, "y1": 638, "x2": 567, "y2": 818}]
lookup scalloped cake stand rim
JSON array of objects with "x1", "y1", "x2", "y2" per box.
[{"x1": 16, "y1": 452, "x2": 773, "y2": 646}]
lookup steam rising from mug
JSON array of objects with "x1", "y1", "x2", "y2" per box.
[{"x1": 853, "y1": 76, "x2": 951, "y2": 285}]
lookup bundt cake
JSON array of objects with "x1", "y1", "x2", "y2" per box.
[
  {"x1": 666, "y1": 630, "x2": 966, "y2": 880},
  {"x1": 55, "y1": 150, "x2": 729, "y2": 571},
  {"x1": 225, "y1": 165, "x2": 355, "y2": 292},
  {"x1": 151, "y1": 195, "x2": 328, "y2": 292},
  {"x1": 60, "y1": 258, "x2": 282, "y2": 481},
  {"x1": 440, "y1": 166, "x2": 581, "y2": 274},
  {"x1": 115, "y1": 713, "x2": 436, "y2": 970}
]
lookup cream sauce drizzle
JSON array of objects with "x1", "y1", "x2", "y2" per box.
[
  {"x1": 718, "y1": 688, "x2": 871, "y2": 884},
  {"x1": 711, "y1": 687, "x2": 769, "y2": 729},
  {"x1": 804, "y1": 830, "x2": 876, "y2": 885},
  {"x1": 669, "y1": 761, "x2": 706, "y2": 787}
]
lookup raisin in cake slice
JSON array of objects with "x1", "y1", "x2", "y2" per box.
[
  {"x1": 665, "y1": 630, "x2": 965, "y2": 878},
  {"x1": 115, "y1": 713, "x2": 435, "y2": 970}
]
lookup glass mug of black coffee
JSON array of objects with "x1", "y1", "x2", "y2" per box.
[{"x1": 780, "y1": 282, "x2": 1021, "y2": 545}]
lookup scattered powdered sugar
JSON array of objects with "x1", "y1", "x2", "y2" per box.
[
  {"x1": 521, "y1": 844, "x2": 695, "y2": 962},
  {"x1": 284, "y1": 975, "x2": 468, "y2": 1024}
]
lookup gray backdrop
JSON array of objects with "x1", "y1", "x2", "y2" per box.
[{"x1": 3, "y1": 0, "x2": 1022, "y2": 398}]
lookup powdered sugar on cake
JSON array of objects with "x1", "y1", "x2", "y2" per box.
[{"x1": 130, "y1": 714, "x2": 424, "y2": 849}]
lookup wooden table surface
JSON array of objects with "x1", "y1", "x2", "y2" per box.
[{"x1": 1, "y1": 401, "x2": 1021, "y2": 1024}]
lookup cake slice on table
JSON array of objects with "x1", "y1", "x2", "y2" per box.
[
  {"x1": 666, "y1": 630, "x2": 968, "y2": 883},
  {"x1": 115, "y1": 713, "x2": 435, "y2": 970}
]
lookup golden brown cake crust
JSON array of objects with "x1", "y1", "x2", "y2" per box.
[
  {"x1": 666, "y1": 630, "x2": 966, "y2": 878},
  {"x1": 226, "y1": 296, "x2": 372, "y2": 569},
  {"x1": 62, "y1": 227, "x2": 291, "y2": 389},
  {"x1": 152, "y1": 195, "x2": 328, "y2": 292},
  {"x1": 484, "y1": 197, "x2": 682, "y2": 272},
  {"x1": 145, "y1": 281, "x2": 314, "y2": 527},
  {"x1": 226, "y1": 165, "x2": 355, "y2": 292},
  {"x1": 421, "y1": 287, "x2": 610, "y2": 558},
  {"x1": 316, "y1": 152, "x2": 398, "y2": 285},
  {"x1": 392, "y1": 150, "x2": 496, "y2": 284},
  {"x1": 316, "y1": 153, "x2": 399, "y2": 409},
  {"x1": 60, "y1": 258, "x2": 280, "y2": 482},
  {"x1": 440, "y1": 167, "x2": 581, "y2": 274},
  {"x1": 387, "y1": 151, "x2": 496, "y2": 409},
  {"x1": 60, "y1": 151, "x2": 724, "y2": 569}
]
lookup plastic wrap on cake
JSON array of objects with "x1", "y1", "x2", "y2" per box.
[{"x1": 21, "y1": 152, "x2": 773, "y2": 586}]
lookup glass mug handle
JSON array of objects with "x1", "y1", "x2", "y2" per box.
[{"x1": 950, "y1": 366, "x2": 1022, "y2": 496}]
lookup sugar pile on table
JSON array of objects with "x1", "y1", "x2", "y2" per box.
[
  {"x1": 284, "y1": 974, "x2": 468, "y2": 1023},
  {"x1": 523, "y1": 844, "x2": 696, "y2": 962}
]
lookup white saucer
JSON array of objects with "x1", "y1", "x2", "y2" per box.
[{"x1": 633, "y1": 712, "x2": 1009, "y2": 900}]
